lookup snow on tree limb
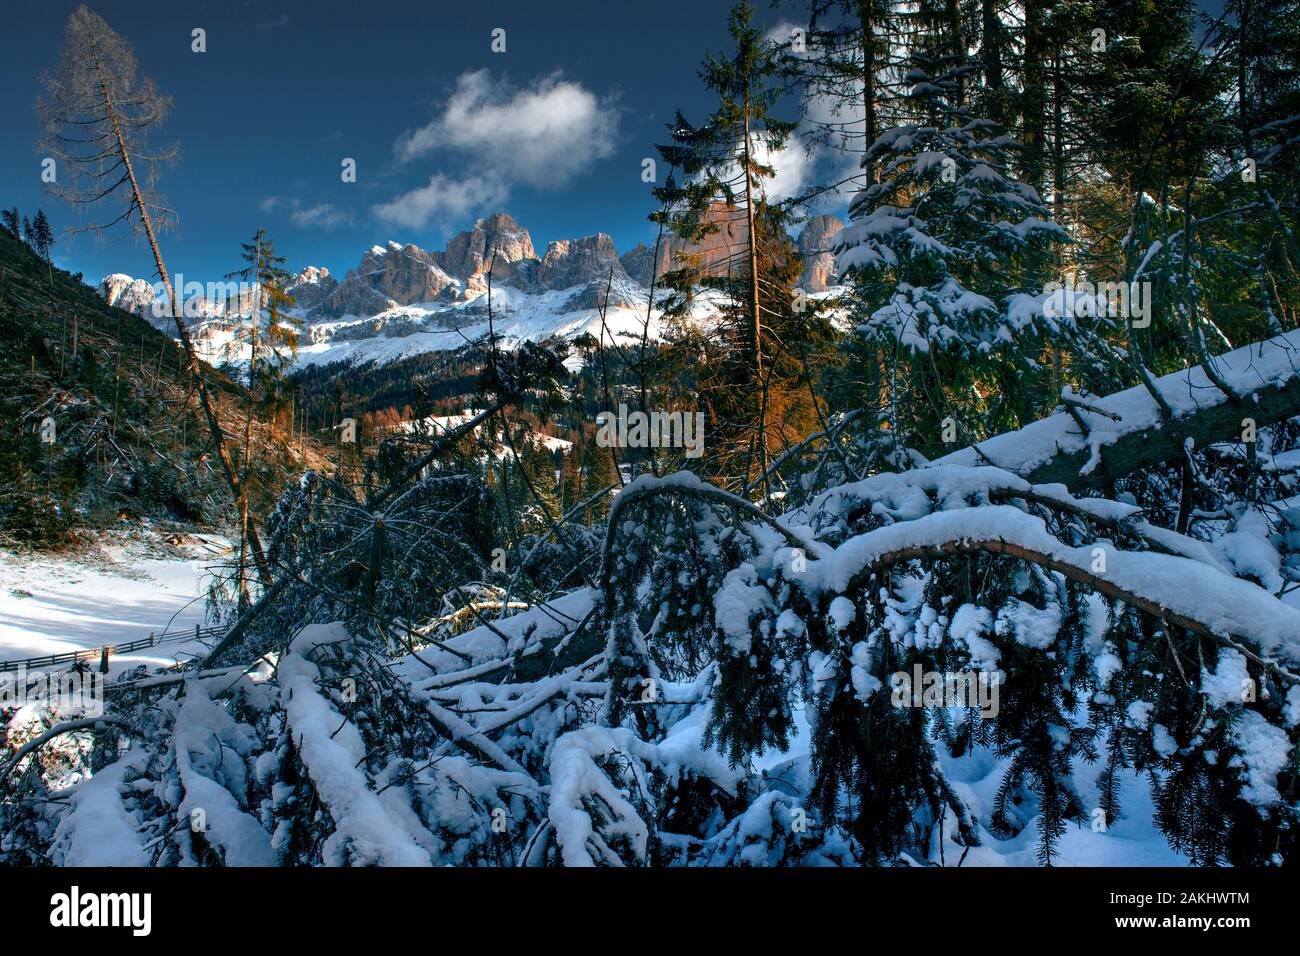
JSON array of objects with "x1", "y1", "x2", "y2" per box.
[
  {"x1": 935, "y1": 329, "x2": 1300, "y2": 491},
  {"x1": 797, "y1": 504, "x2": 1300, "y2": 682}
]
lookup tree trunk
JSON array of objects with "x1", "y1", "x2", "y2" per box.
[{"x1": 90, "y1": 45, "x2": 271, "y2": 588}]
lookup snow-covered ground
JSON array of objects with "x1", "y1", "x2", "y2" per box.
[{"x1": 0, "y1": 531, "x2": 228, "y2": 675}]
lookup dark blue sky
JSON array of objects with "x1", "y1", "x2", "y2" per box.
[
  {"x1": 2, "y1": 1, "x2": 1228, "y2": 288},
  {"x1": 0, "y1": 0, "x2": 765, "y2": 284}
]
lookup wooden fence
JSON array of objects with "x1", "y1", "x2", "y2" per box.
[{"x1": 0, "y1": 623, "x2": 226, "y2": 673}]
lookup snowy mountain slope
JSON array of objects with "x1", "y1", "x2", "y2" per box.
[{"x1": 99, "y1": 211, "x2": 844, "y2": 372}]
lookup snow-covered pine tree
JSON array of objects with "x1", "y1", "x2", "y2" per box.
[{"x1": 832, "y1": 45, "x2": 1087, "y2": 474}]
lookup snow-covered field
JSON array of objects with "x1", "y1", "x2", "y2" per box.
[{"x1": 0, "y1": 531, "x2": 227, "y2": 675}]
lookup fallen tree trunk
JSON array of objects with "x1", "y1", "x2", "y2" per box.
[
  {"x1": 824, "y1": 504, "x2": 1300, "y2": 683},
  {"x1": 938, "y1": 329, "x2": 1300, "y2": 491}
]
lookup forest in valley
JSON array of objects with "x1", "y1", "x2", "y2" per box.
[{"x1": 2, "y1": 0, "x2": 1299, "y2": 873}]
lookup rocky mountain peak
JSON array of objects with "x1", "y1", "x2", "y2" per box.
[
  {"x1": 437, "y1": 212, "x2": 538, "y2": 288},
  {"x1": 100, "y1": 273, "x2": 156, "y2": 317},
  {"x1": 536, "y1": 232, "x2": 628, "y2": 291},
  {"x1": 286, "y1": 266, "x2": 339, "y2": 312},
  {"x1": 619, "y1": 241, "x2": 655, "y2": 286},
  {"x1": 796, "y1": 214, "x2": 845, "y2": 293}
]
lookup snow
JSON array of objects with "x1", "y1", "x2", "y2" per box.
[
  {"x1": 714, "y1": 564, "x2": 772, "y2": 655},
  {"x1": 393, "y1": 588, "x2": 597, "y2": 683},
  {"x1": 172, "y1": 685, "x2": 277, "y2": 866},
  {"x1": 216, "y1": 283, "x2": 729, "y2": 373},
  {"x1": 393, "y1": 409, "x2": 573, "y2": 460},
  {"x1": 1201, "y1": 649, "x2": 1250, "y2": 708},
  {"x1": 1228, "y1": 709, "x2": 1291, "y2": 808},
  {"x1": 1216, "y1": 510, "x2": 1283, "y2": 592},
  {"x1": 934, "y1": 327, "x2": 1300, "y2": 480},
  {"x1": 0, "y1": 533, "x2": 227, "y2": 672},
  {"x1": 278, "y1": 634, "x2": 433, "y2": 866},
  {"x1": 50, "y1": 749, "x2": 151, "y2": 867},
  {"x1": 996, "y1": 596, "x2": 1063, "y2": 650},
  {"x1": 548, "y1": 726, "x2": 653, "y2": 866},
  {"x1": 792, "y1": 502, "x2": 1300, "y2": 667},
  {"x1": 950, "y1": 603, "x2": 997, "y2": 667}
]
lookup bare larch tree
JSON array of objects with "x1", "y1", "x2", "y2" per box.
[{"x1": 37, "y1": 4, "x2": 271, "y2": 585}]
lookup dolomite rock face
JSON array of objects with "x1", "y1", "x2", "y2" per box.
[
  {"x1": 436, "y1": 212, "x2": 539, "y2": 293},
  {"x1": 285, "y1": 266, "x2": 338, "y2": 312},
  {"x1": 795, "y1": 214, "x2": 845, "y2": 293},
  {"x1": 653, "y1": 202, "x2": 749, "y2": 282},
  {"x1": 313, "y1": 243, "x2": 453, "y2": 319},
  {"x1": 536, "y1": 233, "x2": 628, "y2": 291},
  {"x1": 99, "y1": 274, "x2": 156, "y2": 317},
  {"x1": 619, "y1": 241, "x2": 656, "y2": 287},
  {"x1": 645, "y1": 206, "x2": 845, "y2": 292},
  {"x1": 370, "y1": 243, "x2": 460, "y2": 304}
]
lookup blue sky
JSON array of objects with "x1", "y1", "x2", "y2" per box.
[
  {"x1": 2, "y1": 1, "x2": 1228, "y2": 288},
  {"x1": 0, "y1": 0, "x2": 777, "y2": 284}
]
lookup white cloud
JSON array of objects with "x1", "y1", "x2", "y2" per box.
[
  {"x1": 290, "y1": 203, "x2": 351, "y2": 230},
  {"x1": 371, "y1": 173, "x2": 508, "y2": 230},
  {"x1": 393, "y1": 69, "x2": 620, "y2": 189},
  {"x1": 708, "y1": 138, "x2": 815, "y2": 206},
  {"x1": 258, "y1": 196, "x2": 352, "y2": 230},
  {"x1": 764, "y1": 20, "x2": 805, "y2": 48},
  {"x1": 754, "y1": 139, "x2": 814, "y2": 204}
]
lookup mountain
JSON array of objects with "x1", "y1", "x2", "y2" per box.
[
  {"x1": 619, "y1": 241, "x2": 656, "y2": 286},
  {"x1": 99, "y1": 210, "x2": 844, "y2": 371},
  {"x1": 637, "y1": 206, "x2": 845, "y2": 294},
  {"x1": 434, "y1": 211, "x2": 538, "y2": 296},
  {"x1": 796, "y1": 215, "x2": 845, "y2": 294},
  {"x1": 536, "y1": 233, "x2": 628, "y2": 291},
  {"x1": 100, "y1": 272, "x2": 262, "y2": 328},
  {"x1": 650, "y1": 202, "x2": 748, "y2": 281},
  {"x1": 99, "y1": 273, "x2": 157, "y2": 317},
  {"x1": 284, "y1": 266, "x2": 337, "y2": 312}
]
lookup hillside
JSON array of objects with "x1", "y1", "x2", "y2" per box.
[{"x1": 0, "y1": 224, "x2": 325, "y2": 548}]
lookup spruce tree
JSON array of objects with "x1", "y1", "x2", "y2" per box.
[
  {"x1": 31, "y1": 210, "x2": 55, "y2": 280},
  {"x1": 832, "y1": 12, "x2": 1078, "y2": 469},
  {"x1": 656, "y1": 2, "x2": 831, "y2": 496},
  {"x1": 225, "y1": 229, "x2": 299, "y2": 602}
]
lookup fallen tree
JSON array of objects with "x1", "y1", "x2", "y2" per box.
[
  {"x1": 937, "y1": 328, "x2": 1300, "y2": 491},
  {"x1": 7, "y1": 334, "x2": 1300, "y2": 867}
]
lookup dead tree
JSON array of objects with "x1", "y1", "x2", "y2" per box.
[{"x1": 37, "y1": 5, "x2": 270, "y2": 584}]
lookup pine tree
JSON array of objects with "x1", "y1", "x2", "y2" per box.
[
  {"x1": 1, "y1": 207, "x2": 19, "y2": 237},
  {"x1": 832, "y1": 6, "x2": 1079, "y2": 469},
  {"x1": 30, "y1": 210, "x2": 55, "y2": 280},
  {"x1": 656, "y1": 2, "x2": 832, "y2": 496},
  {"x1": 225, "y1": 229, "x2": 299, "y2": 602},
  {"x1": 776, "y1": 0, "x2": 906, "y2": 193}
]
